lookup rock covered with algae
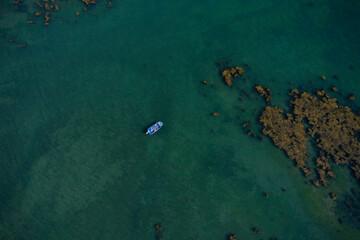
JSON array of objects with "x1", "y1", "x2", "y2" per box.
[
  {"x1": 221, "y1": 66, "x2": 244, "y2": 86},
  {"x1": 259, "y1": 89, "x2": 360, "y2": 185}
]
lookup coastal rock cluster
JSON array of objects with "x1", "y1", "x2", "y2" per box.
[
  {"x1": 221, "y1": 66, "x2": 244, "y2": 86},
  {"x1": 259, "y1": 89, "x2": 360, "y2": 185}
]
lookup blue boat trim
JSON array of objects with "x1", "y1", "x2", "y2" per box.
[{"x1": 146, "y1": 121, "x2": 163, "y2": 135}]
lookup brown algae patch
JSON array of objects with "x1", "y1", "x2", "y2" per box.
[
  {"x1": 259, "y1": 89, "x2": 360, "y2": 186},
  {"x1": 221, "y1": 66, "x2": 244, "y2": 86}
]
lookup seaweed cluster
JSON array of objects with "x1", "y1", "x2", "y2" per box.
[
  {"x1": 30, "y1": 0, "x2": 111, "y2": 26},
  {"x1": 221, "y1": 66, "x2": 244, "y2": 86},
  {"x1": 33, "y1": 0, "x2": 61, "y2": 26},
  {"x1": 259, "y1": 89, "x2": 360, "y2": 185},
  {"x1": 330, "y1": 192, "x2": 337, "y2": 200},
  {"x1": 154, "y1": 223, "x2": 163, "y2": 240},
  {"x1": 228, "y1": 234, "x2": 236, "y2": 240},
  {"x1": 254, "y1": 85, "x2": 271, "y2": 104},
  {"x1": 82, "y1": 0, "x2": 97, "y2": 5},
  {"x1": 259, "y1": 104, "x2": 310, "y2": 178},
  {"x1": 13, "y1": 0, "x2": 25, "y2": 11},
  {"x1": 242, "y1": 121, "x2": 263, "y2": 140}
]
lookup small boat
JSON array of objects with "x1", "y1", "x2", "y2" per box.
[{"x1": 146, "y1": 121, "x2": 163, "y2": 135}]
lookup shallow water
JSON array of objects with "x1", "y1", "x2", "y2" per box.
[{"x1": 1, "y1": 0, "x2": 360, "y2": 239}]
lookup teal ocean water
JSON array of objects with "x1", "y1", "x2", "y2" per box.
[{"x1": 1, "y1": 0, "x2": 360, "y2": 239}]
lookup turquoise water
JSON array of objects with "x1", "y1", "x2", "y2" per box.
[{"x1": 1, "y1": 0, "x2": 360, "y2": 239}]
